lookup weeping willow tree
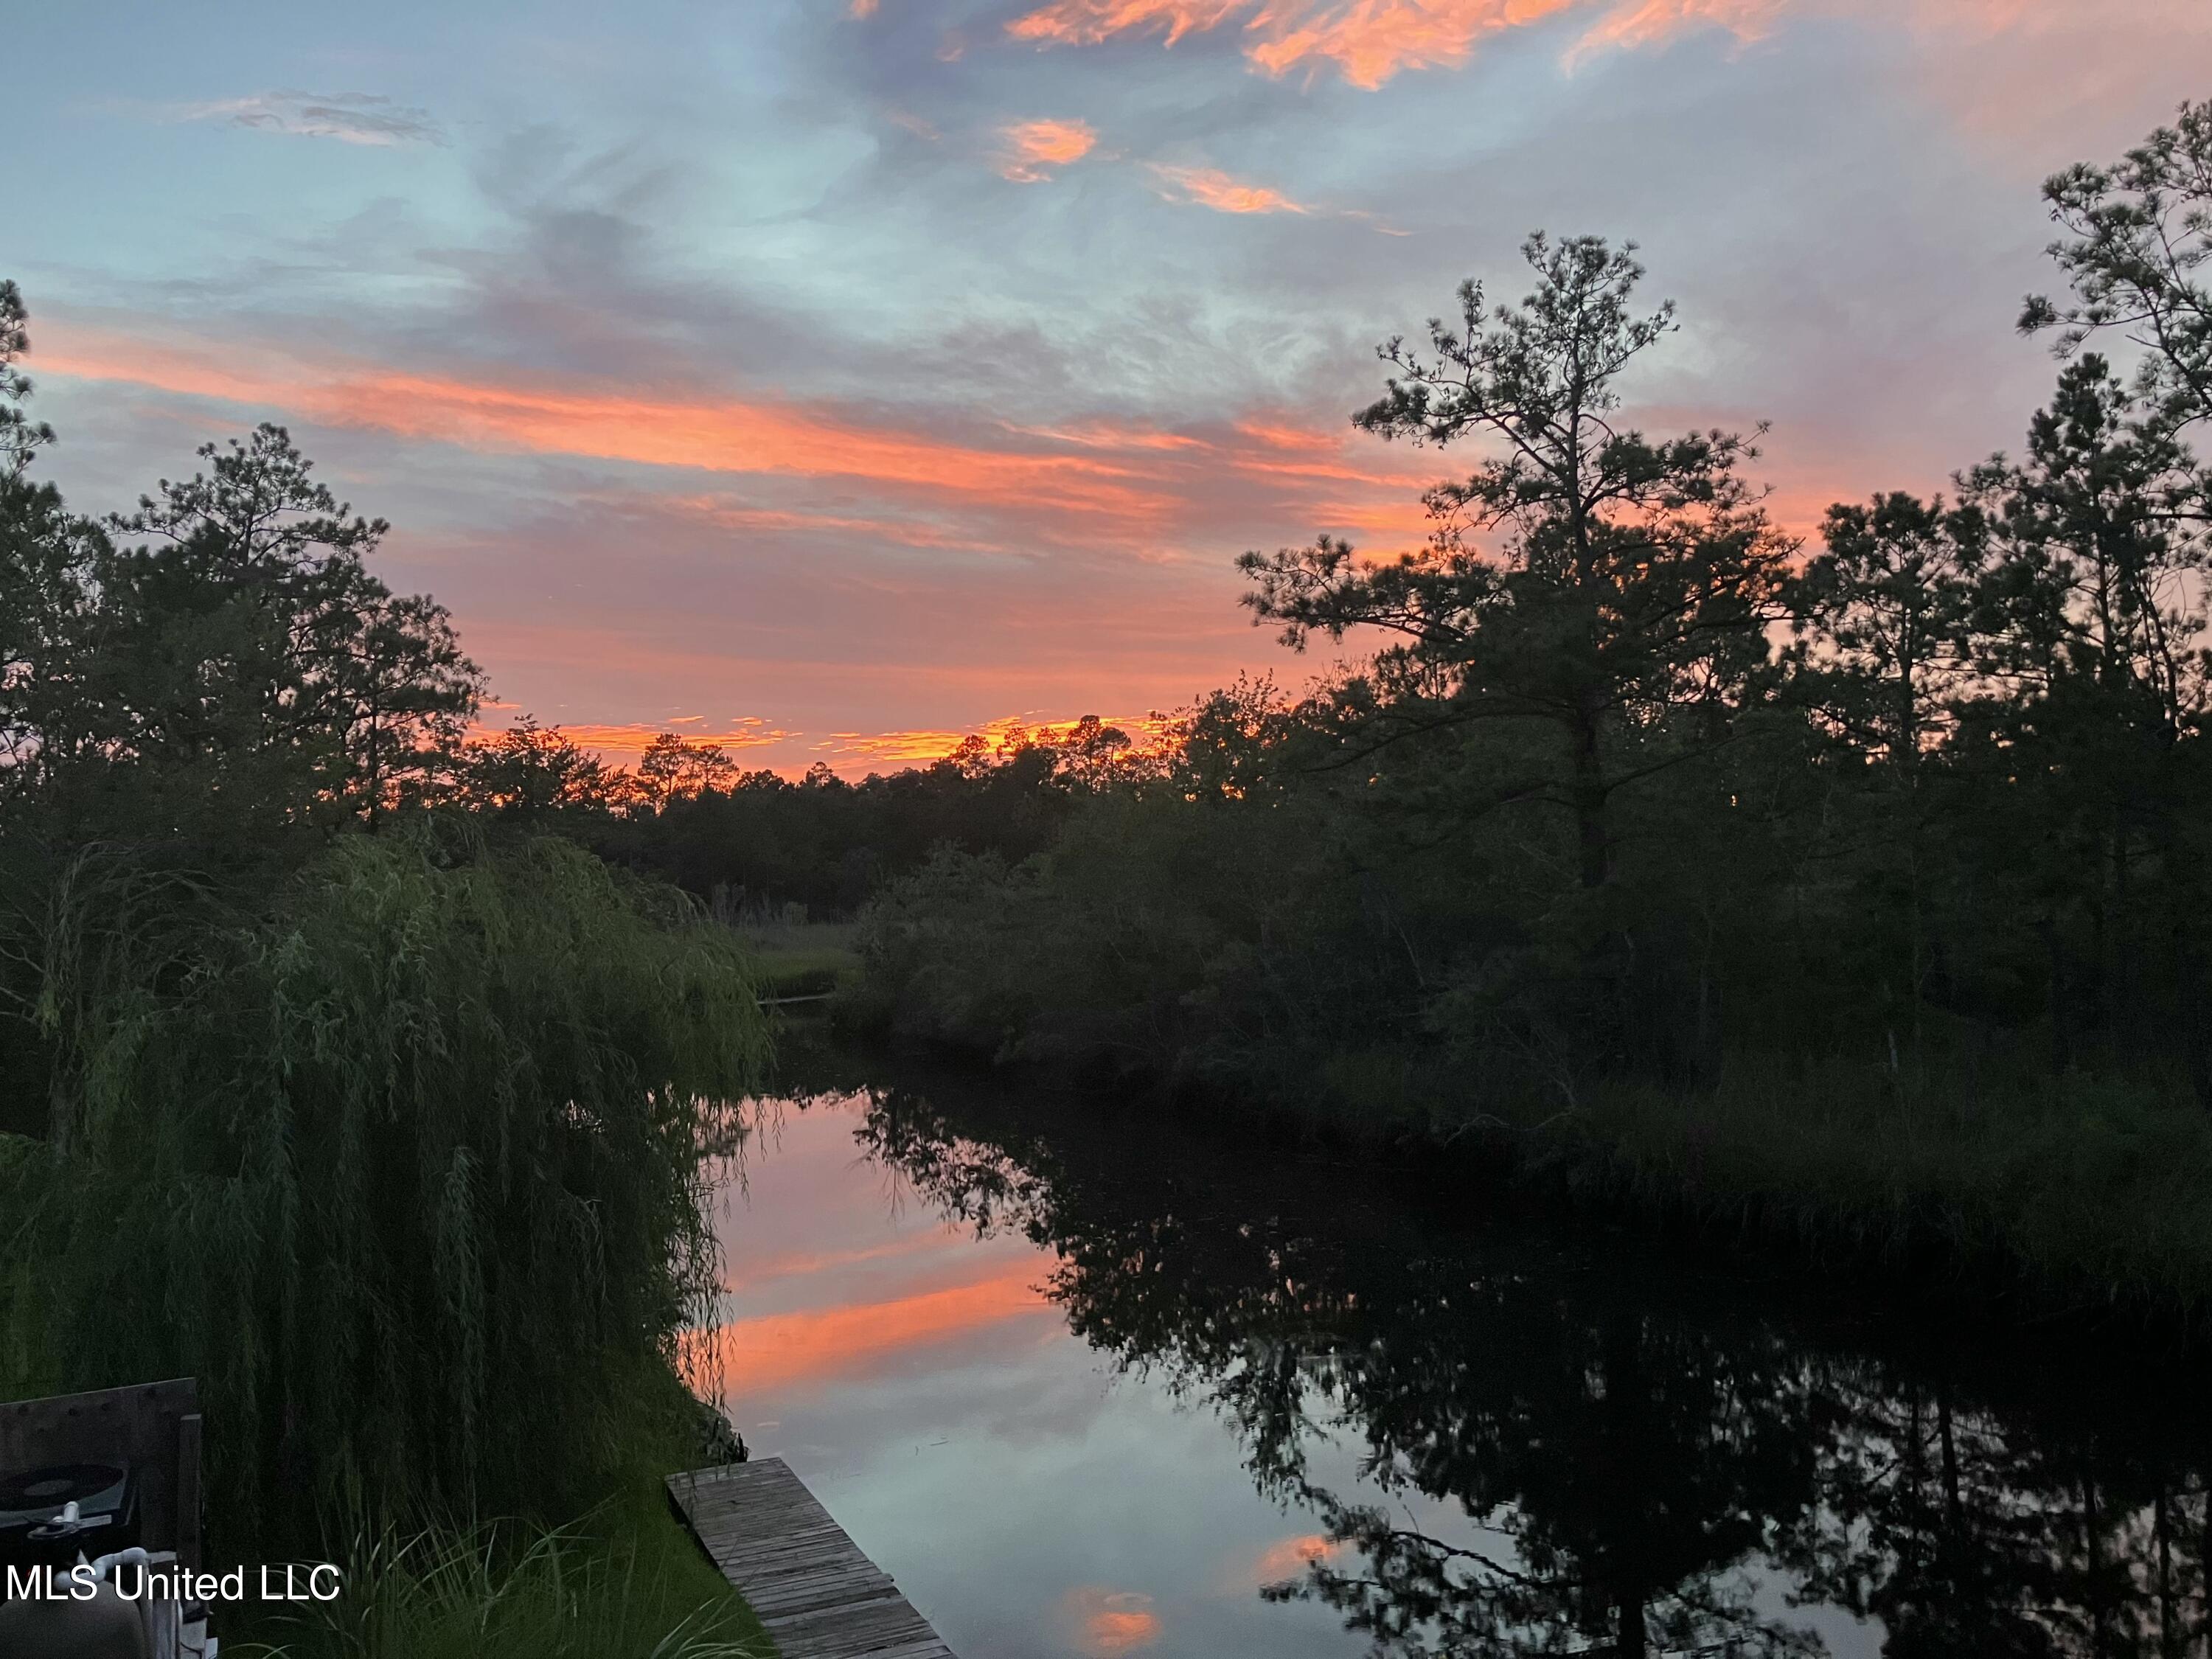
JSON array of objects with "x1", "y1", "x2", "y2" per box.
[{"x1": 0, "y1": 826, "x2": 768, "y2": 1553}]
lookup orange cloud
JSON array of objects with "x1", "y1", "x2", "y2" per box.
[
  {"x1": 1253, "y1": 0, "x2": 1581, "y2": 86},
  {"x1": 38, "y1": 320, "x2": 1439, "y2": 563},
  {"x1": 36, "y1": 323, "x2": 1178, "y2": 524},
  {"x1": 1064, "y1": 1587, "x2": 1162, "y2": 1655},
  {"x1": 998, "y1": 117, "x2": 1099, "y2": 181},
  {"x1": 1565, "y1": 0, "x2": 1785, "y2": 64},
  {"x1": 1145, "y1": 163, "x2": 1312, "y2": 215},
  {"x1": 687, "y1": 1263, "x2": 1054, "y2": 1396},
  {"x1": 1007, "y1": 0, "x2": 1246, "y2": 49},
  {"x1": 1008, "y1": 0, "x2": 1789, "y2": 86},
  {"x1": 1232, "y1": 415, "x2": 1343, "y2": 453}
]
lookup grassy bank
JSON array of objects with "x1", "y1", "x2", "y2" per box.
[
  {"x1": 1276, "y1": 1037, "x2": 2212, "y2": 1320},
  {"x1": 231, "y1": 1397, "x2": 771, "y2": 1659},
  {"x1": 1549, "y1": 1060, "x2": 2212, "y2": 1321},
  {"x1": 738, "y1": 919, "x2": 861, "y2": 998}
]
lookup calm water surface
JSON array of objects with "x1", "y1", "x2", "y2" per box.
[{"x1": 703, "y1": 1051, "x2": 2209, "y2": 1658}]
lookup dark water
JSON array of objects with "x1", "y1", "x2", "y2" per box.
[{"x1": 703, "y1": 1050, "x2": 2210, "y2": 1659}]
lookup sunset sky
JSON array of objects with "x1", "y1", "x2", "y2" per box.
[{"x1": 15, "y1": 1, "x2": 2207, "y2": 771}]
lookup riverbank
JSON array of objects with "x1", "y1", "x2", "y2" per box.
[{"x1": 830, "y1": 980, "x2": 2212, "y2": 1329}]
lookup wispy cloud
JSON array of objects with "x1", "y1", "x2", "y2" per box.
[
  {"x1": 36, "y1": 324, "x2": 1169, "y2": 521},
  {"x1": 997, "y1": 116, "x2": 1099, "y2": 181},
  {"x1": 161, "y1": 89, "x2": 443, "y2": 147},
  {"x1": 34, "y1": 318, "x2": 1436, "y2": 556},
  {"x1": 1006, "y1": 0, "x2": 1246, "y2": 51},
  {"x1": 1564, "y1": 0, "x2": 1786, "y2": 66},
  {"x1": 1006, "y1": 0, "x2": 1787, "y2": 86},
  {"x1": 1145, "y1": 162, "x2": 1312, "y2": 215}
]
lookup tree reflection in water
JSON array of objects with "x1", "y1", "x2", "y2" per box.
[{"x1": 841, "y1": 1074, "x2": 2209, "y2": 1658}]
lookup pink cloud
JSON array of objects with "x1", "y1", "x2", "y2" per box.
[
  {"x1": 1004, "y1": 0, "x2": 2180, "y2": 88},
  {"x1": 35, "y1": 320, "x2": 1436, "y2": 550},
  {"x1": 998, "y1": 116, "x2": 1100, "y2": 181},
  {"x1": 1145, "y1": 163, "x2": 1314, "y2": 215},
  {"x1": 1006, "y1": 0, "x2": 1772, "y2": 87}
]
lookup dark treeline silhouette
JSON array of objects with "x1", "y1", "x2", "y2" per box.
[
  {"x1": 830, "y1": 107, "x2": 2212, "y2": 1311},
  {"x1": 314, "y1": 713, "x2": 1133, "y2": 919},
  {"x1": 588, "y1": 718, "x2": 1135, "y2": 918},
  {"x1": 836, "y1": 1054, "x2": 2212, "y2": 1658}
]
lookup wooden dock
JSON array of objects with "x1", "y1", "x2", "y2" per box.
[{"x1": 668, "y1": 1458, "x2": 957, "y2": 1659}]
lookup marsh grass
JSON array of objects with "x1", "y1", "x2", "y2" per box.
[
  {"x1": 1551, "y1": 1056, "x2": 2212, "y2": 1317},
  {"x1": 229, "y1": 1506, "x2": 771, "y2": 1659},
  {"x1": 227, "y1": 1394, "x2": 773, "y2": 1659},
  {"x1": 1222, "y1": 1036, "x2": 2212, "y2": 1318},
  {"x1": 737, "y1": 919, "x2": 860, "y2": 998}
]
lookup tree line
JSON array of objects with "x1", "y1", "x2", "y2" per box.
[{"x1": 852, "y1": 102, "x2": 2212, "y2": 1141}]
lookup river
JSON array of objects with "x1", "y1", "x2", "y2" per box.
[{"x1": 700, "y1": 1043, "x2": 2209, "y2": 1658}]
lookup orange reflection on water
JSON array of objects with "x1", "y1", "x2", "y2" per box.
[
  {"x1": 1248, "y1": 1531, "x2": 1343, "y2": 1585},
  {"x1": 689, "y1": 1263, "x2": 1057, "y2": 1397},
  {"x1": 720, "y1": 1231, "x2": 952, "y2": 1293},
  {"x1": 1064, "y1": 1586, "x2": 1164, "y2": 1654}
]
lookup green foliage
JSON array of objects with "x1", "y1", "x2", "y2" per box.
[
  {"x1": 1562, "y1": 1057, "x2": 2212, "y2": 1315},
  {"x1": 583, "y1": 720, "x2": 1136, "y2": 918},
  {"x1": 853, "y1": 780, "x2": 1375, "y2": 1091},
  {"x1": 738, "y1": 920, "x2": 860, "y2": 998},
  {"x1": 0, "y1": 824, "x2": 768, "y2": 1551}
]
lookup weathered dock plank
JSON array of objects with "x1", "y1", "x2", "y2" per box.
[{"x1": 669, "y1": 1458, "x2": 957, "y2": 1659}]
